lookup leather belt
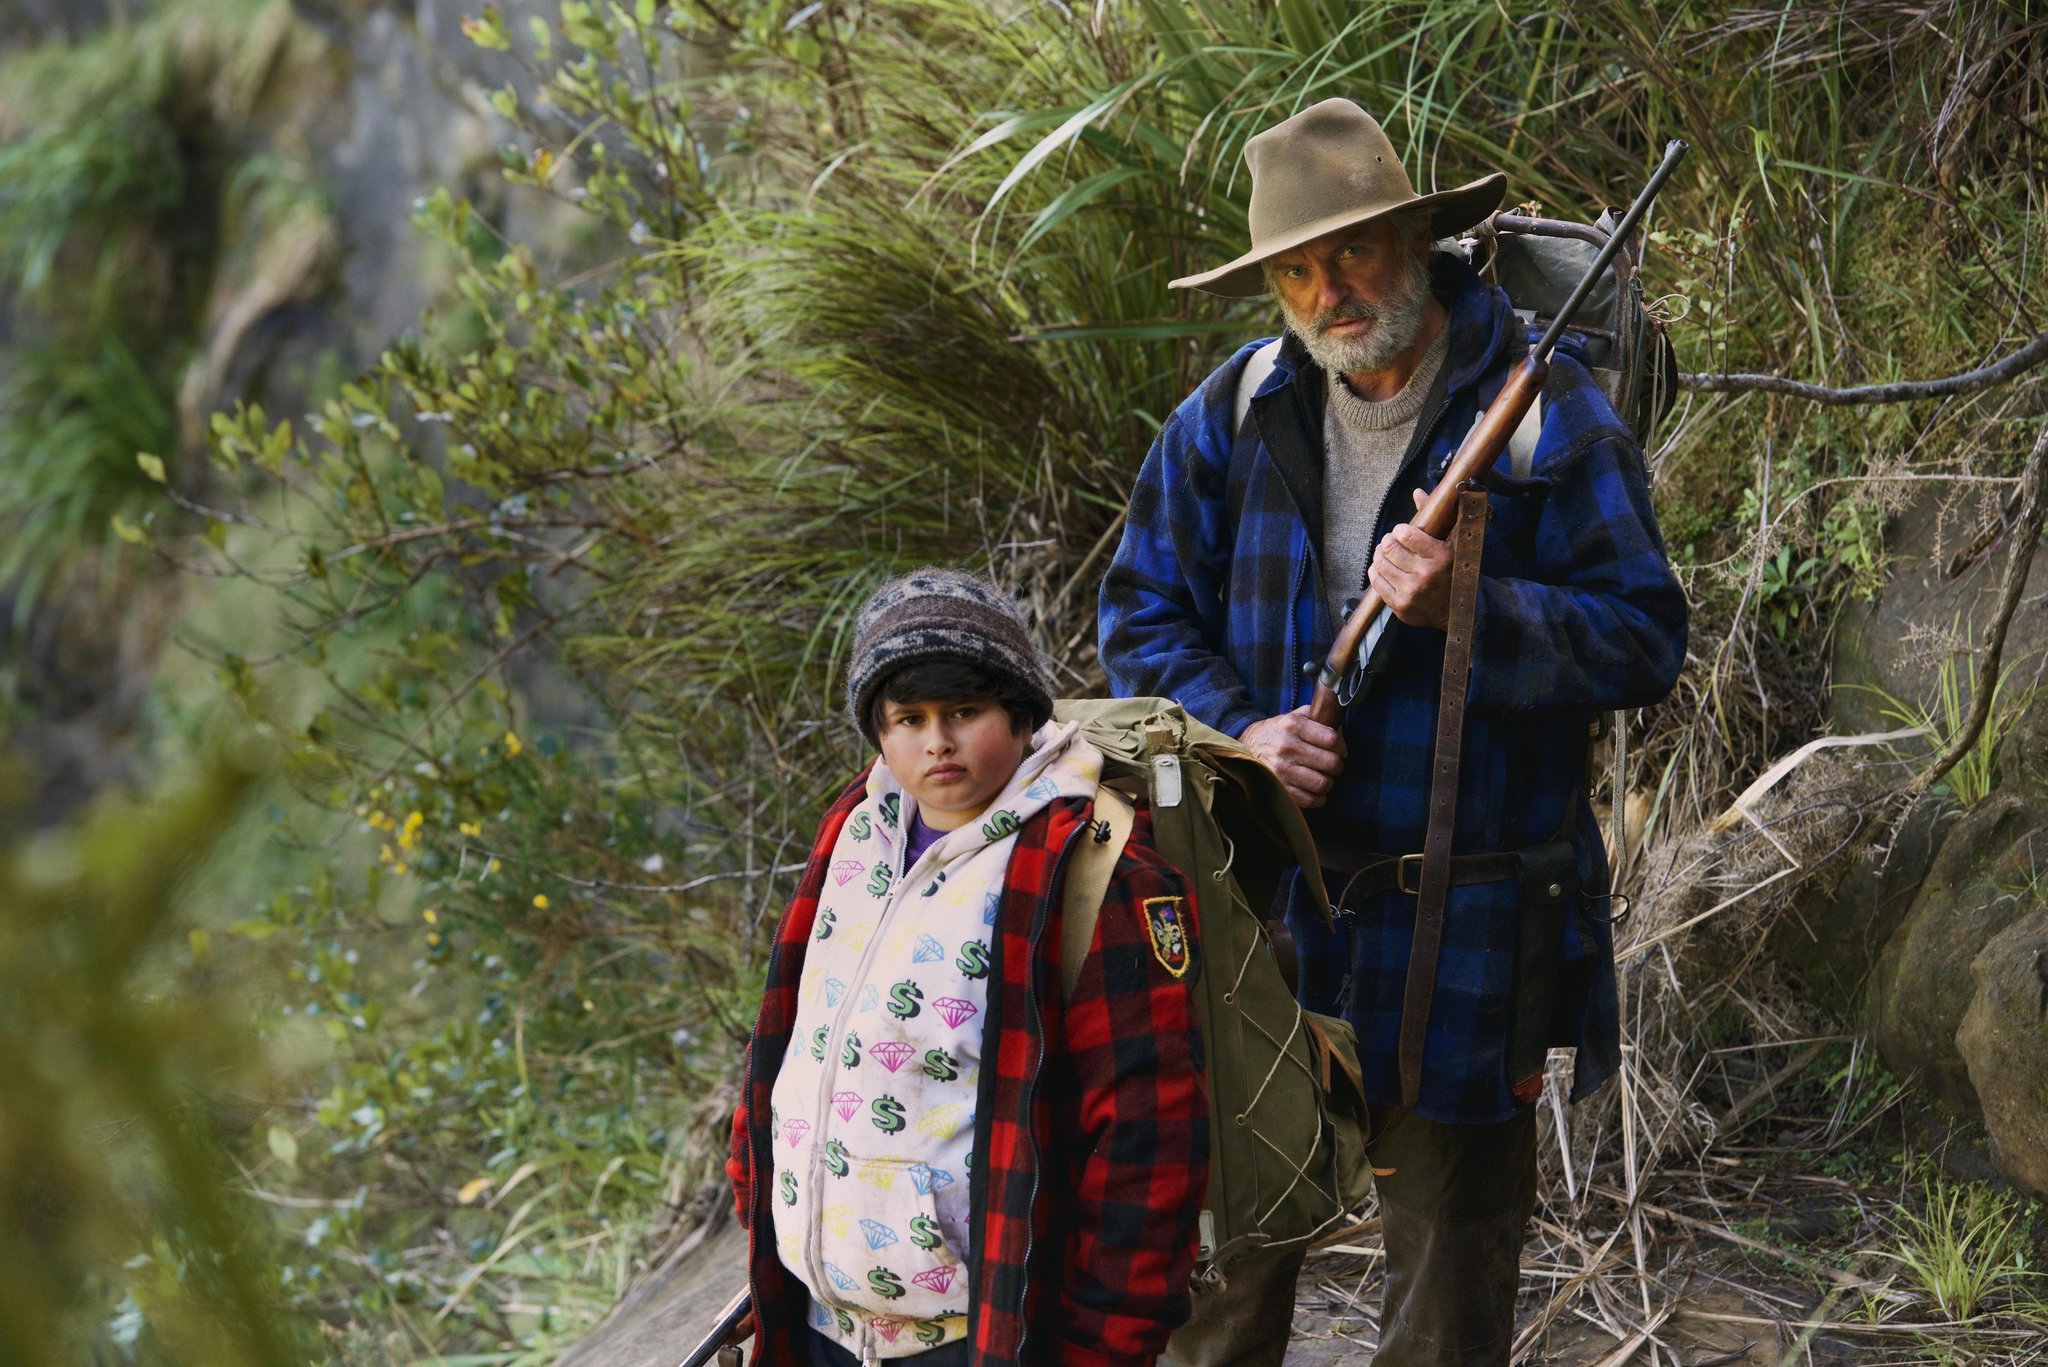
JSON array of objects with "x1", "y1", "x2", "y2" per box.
[{"x1": 1320, "y1": 848, "x2": 1521, "y2": 905}]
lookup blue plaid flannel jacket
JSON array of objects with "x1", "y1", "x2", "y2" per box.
[{"x1": 1098, "y1": 253, "x2": 1687, "y2": 1123}]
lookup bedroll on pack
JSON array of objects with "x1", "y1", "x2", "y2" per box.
[
  {"x1": 1464, "y1": 208, "x2": 1680, "y2": 450},
  {"x1": 1052, "y1": 698, "x2": 1372, "y2": 1343}
]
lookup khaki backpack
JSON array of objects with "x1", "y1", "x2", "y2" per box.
[{"x1": 1052, "y1": 698, "x2": 1372, "y2": 1315}]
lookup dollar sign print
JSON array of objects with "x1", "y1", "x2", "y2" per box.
[
  {"x1": 824, "y1": 1138, "x2": 849, "y2": 1178},
  {"x1": 879, "y1": 793, "x2": 900, "y2": 827},
  {"x1": 779, "y1": 1170, "x2": 796, "y2": 1206},
  {"x1": 886, "y1": 980, "x2": 924, "y2": 1019},
  {"x1": 813, "y1": 905, "x2": 836, "y2": 941},
  {"x1": 841, "y1": 1030, "x2": 862, "y2": 1069},
  {"x1": 810, "y1": 1025, "x2": 829, "y2": 1061},
  {"x1": 847, "y1": 811, "x2": 871, "y2": 841},
  {"x1": 979, "y1": 809, "x2": 1020, "y2": 841},
  {"x1": 868, "y1": 1268, "x2": 906, "y2": 1300},
  {"x1": 920, "y1": 1048, "x2": 958, "y2": 1082},
  {"x1": 909, "y1": 1213, "x2": 941, "y2": 1250},
  {"x1": 915, "y1": 1321, "x2": 945, "y2": 1346},
  {"x1": 866, "y1": 862, "x2": 893, "y2": 898},
  {"x1": 870, "y1": 1094, "x2": 907, "y2": 1134},
  {"x1": 954, "y1": 939, "x2": 990, "y2": 980}
]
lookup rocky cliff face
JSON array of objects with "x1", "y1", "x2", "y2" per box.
[
  {"x1": 1833, "y1": 487, "x2": 2048, "y2": 1195},
  {"x1": 0, "y1": 0, "x2": 577, "y2": 825}
]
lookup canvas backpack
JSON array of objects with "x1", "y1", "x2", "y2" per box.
[{"x1": 1051, "y1": 697, "x2": 1372, "y2": 1340}]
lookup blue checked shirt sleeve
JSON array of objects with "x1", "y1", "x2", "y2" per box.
[
  {"x1": 1469, "y1": 420, "x2": 1688, "y2": 713},
  {"x1": 1099, "y1": 386, "x2": 1266, "y2": 739}
]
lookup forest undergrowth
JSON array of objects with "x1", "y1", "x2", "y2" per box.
[{"x1": 4, "y1": 1, "x2": 2048, "y2": 1362}]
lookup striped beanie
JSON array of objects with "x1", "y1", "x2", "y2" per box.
[{"x1": 845, "y1": 568, "x2": 1055, "y2": 744}]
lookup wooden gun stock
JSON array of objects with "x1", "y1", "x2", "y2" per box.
[{"x1": 1307, "y1": 356, "x2": 1546, "y2": 727}]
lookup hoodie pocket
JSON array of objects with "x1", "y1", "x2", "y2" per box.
[{"x1": 811, "y1": 1148, "x2": 969, "y2": 1332}]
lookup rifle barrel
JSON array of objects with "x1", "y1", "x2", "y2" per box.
[{"x1": 1531, "y1": 140, "x2": 1689, "y2": 362}]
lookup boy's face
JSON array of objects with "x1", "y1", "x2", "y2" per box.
[{"x1": 876, "y1": 696, "x2": 1031, "y2": 832}]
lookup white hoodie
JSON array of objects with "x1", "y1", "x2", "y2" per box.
[{"x1": 768, "y1": 722, "x2": 1102, "y2": 1361}]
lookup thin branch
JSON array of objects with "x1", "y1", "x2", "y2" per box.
[
  {"x1": 1679, "y1": 329, "x2": 2048, "y2": 404},
  {"x1": 1897, "y1": 417, "x2": 2048, "y2": 803}
]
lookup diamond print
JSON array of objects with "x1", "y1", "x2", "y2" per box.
[
  {"x1": 847, "y1": 920, "x2": 876, "y2": 950},
  {"x1": 859, "y1": 983, "x2": 881, "y2": 1013},
  {"x1": 860, "y1": 1218, "x2": 899, "y2": 1250},
  {"x1": 981, "y1": 893, "x2": 1000, "y2": 926},
  {"x1": 822, "y1": 1204, "x2": 853, "y2": 1237},
  {"x1": 831, "y1": 1090, "x2": 862, "y2": 1121},
  {"x1": 824, "y1": 1261, "x2": 856, "y2": 1292},
  {"x1": 911, "y1": 1266, "x2": 958, "y2": 1295},
  {"x1": 906, "y1": 1164, "x2": 955, "y2": 1196},
  {"x1": 856, "y1": 1158, "x2": 900, "y2": 1189},
  {"x1": 916, "y1": 1104, "x2": 964, "y2": 1140},
  {"x1": 872, "y1": 1319, "x2": 902, "y2": 1343},
  {"x1": 780, "y1": 1117, "x2": 811, "y2": 1148},
  {"x1": 912, "y1": 933, "x2": 945, "y2": 964},
  {"x1": 830, "y1": 858, "x2": 864, "y2": 887},
  {"x1": 932, "y1": 997, "x2": 978, "y2": 1029},
  {"x1": 870, "y1": 1040, "x2": 915, "y2": 1073},
  {"x1": 1024, "y1": 776, "x2": 1059, "y2": 800},
  {"x1": 822, "y1": 977, "x2": 847, "y2": 1007}
]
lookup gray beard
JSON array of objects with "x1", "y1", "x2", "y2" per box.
[{"x1": 1283, "y1": 251, "x2": 1433, "y2": 382}]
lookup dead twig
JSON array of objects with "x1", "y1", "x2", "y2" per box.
[
  {"x1": 1680, "y1": 329, "x2": 2048, "y2": 404},
  {"x1": 1897, "y1": 417, "x2": 2048, "y2": 805}
]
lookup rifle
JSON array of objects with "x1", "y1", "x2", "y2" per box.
[
  {"x1": 1306, "y1": 138, "x2": 1691, "y2": 727},
  {"x1": 677, "y1": 1287, "x2": 753, "y2": 1367}
]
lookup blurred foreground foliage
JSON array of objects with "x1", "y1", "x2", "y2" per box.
[{"x1": 10, "y1": 0, "x2": 2043, "y2": 1360}]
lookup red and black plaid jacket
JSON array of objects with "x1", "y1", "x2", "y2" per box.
[{"x1": 727, "y1": 766, "x2": 1208, "y2": 1366}]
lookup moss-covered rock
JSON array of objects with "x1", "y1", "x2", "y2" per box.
[
  {"x1": 1870, "y1": 796, "x2": 2048, "y2": 1117},
  {"x1": 1956, "y1": 907, "x2": 2048, "y2": 1196}
]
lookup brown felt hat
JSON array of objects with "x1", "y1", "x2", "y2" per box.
[{"x1": 1170, "y1": 98, "x2": 1506, "y2": 298}]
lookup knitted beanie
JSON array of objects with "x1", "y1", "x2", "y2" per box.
[{"x1": 845, "y1": 568, "x2": 1055, "y2": 744}]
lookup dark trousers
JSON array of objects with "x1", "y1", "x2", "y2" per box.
[{"x1": 1164, "y1": 1103, "x2": 1538, "y2": 1367}]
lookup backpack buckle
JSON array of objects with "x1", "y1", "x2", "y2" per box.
[{"x1": 1396, "y1": 853, "x2": 1424, "y2": 896}]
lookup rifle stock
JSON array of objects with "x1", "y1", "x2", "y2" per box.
[
  {"x1": 1305, "y1": 138, "x2": 1689, "y2": 729},
  {"x1": 1307, "y1": 355, "x2": 1547, "y2": 727},
  {"x1": 677, "y1": 1288, "x2": 753, "y2": 1367}
]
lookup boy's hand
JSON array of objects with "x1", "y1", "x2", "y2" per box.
[
  {"x1": 1242, "y1": 706, "x2": 1346, "y2": 808},
  {"x1": 1368, "y1": 487, "x2": 1454, "y2": 630}
]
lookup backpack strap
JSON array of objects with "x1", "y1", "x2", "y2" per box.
[
  {"x1": 1232, "y1": 338, "x2": 1283, "y2": 435},
  {"x1": 1059, "y1": 784, "x2": 1136, "y2": 1002},
  {"x1": 1507, "y1": 393, "x2": 1543, "y2": 479}
]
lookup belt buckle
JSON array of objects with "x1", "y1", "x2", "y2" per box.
[{"x1": 1396, "y1": 853, "x2": 1423, "y2": 896}]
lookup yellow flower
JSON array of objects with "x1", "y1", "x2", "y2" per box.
[
  {"x1": 398, "y1": 811, "x2": 424, "y2": 851},
  {"x1": 532, "y1": 893, "x2": 550, "y2": 910},
  {"x1": 427, "y1": 931, "x2": 442, "y2": 946},
  {"x1": 503, "y1": 730, "x2": 524, "y2": 758},
  {"x1": 458, "y1": 820, "x2": 483, "y2": 838},
  {"x1": 378, "y1": 843, "x2": 396, "y2": 865},
  {"x1": 423, "y1": 908, "x2": 438, "y2": 924},
  {"x1": 393, "y1": 863, "x2": 408, "y2": 876}
]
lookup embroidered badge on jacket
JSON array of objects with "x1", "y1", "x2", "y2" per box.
[{"x1": 1142, "y1": 896, "x2": 1191, "y2": 977}]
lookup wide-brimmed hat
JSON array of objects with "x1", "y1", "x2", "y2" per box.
[{"x1": 1171, "y1": 98, "x2": 1506, "y2": 298}]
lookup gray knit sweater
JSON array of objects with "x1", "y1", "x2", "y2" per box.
[{"x1": 1320, "y1": 322, "x2": 1449, "y2": 626}]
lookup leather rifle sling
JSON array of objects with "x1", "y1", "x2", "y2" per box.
[{"x1": 1396, "y1": 485, "x2": 1490, "y2": 1108}]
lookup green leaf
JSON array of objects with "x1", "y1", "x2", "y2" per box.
[
  {"x1": 266, "y1": 1124, "x2": 299, "y2": 1170},
  {"x1": 136, "y1": 452, "x2": 166, "y2": 483},
  {"x1": 110, "y1": 513, "x2": 149, "y2": 545}
]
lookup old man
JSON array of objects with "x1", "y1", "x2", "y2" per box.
[{"x1": 1098, "y1": 99, "x2": 1688, "y2": 1365}]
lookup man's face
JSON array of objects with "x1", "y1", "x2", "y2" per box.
[
  {"x1": 876, "y1": 697, "x2": 1030, "y2": 833},
  {"x1": 1265, "y1": 214, "x2": 1433, "y2": 380}
]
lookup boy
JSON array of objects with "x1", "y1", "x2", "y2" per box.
[{"x1": 727, "y1": 569, "x2": 1208, "y2": 1367}]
